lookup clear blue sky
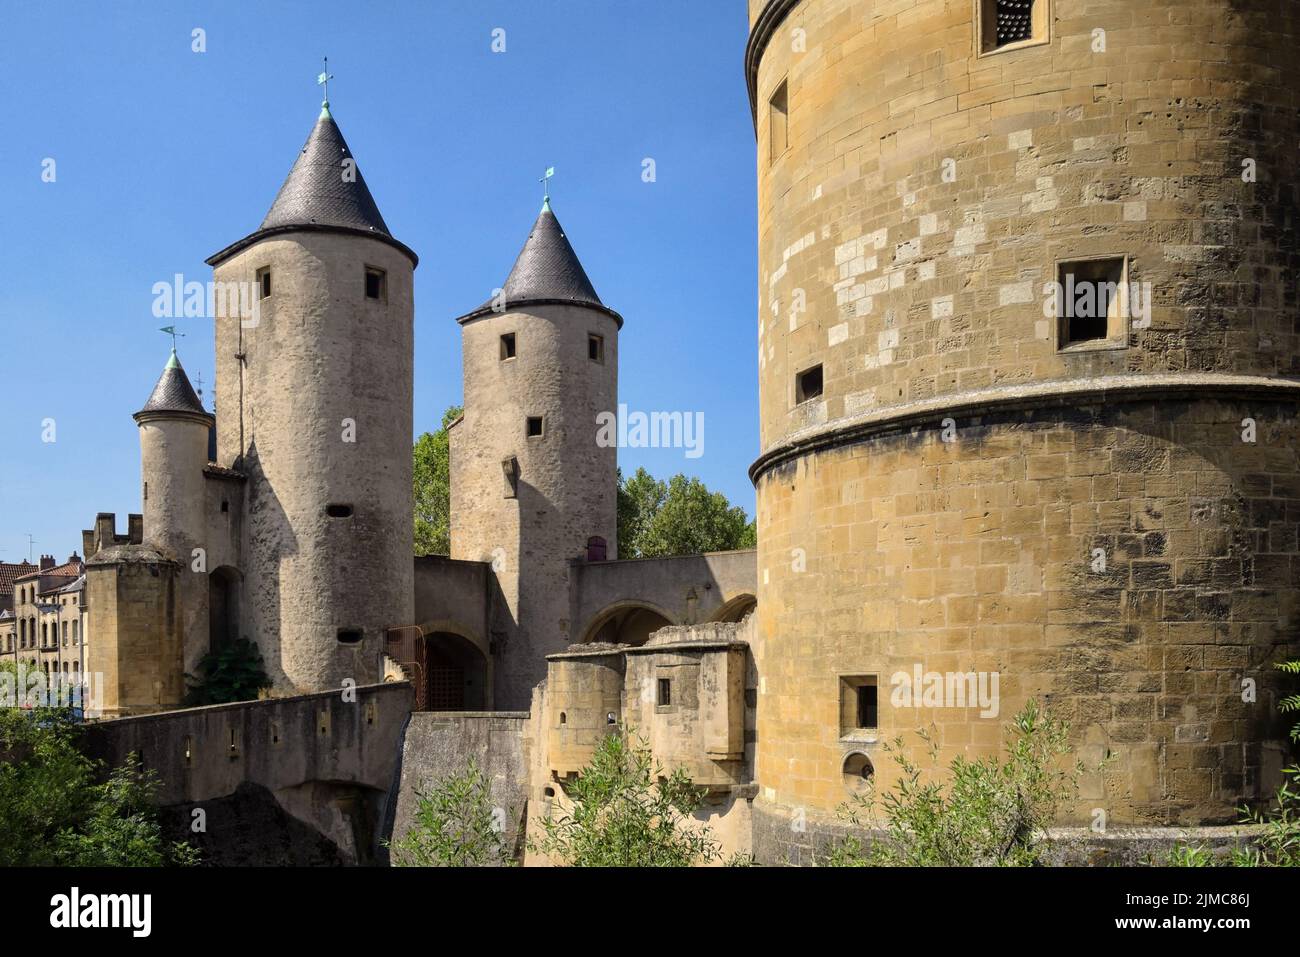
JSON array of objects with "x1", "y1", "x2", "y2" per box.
[{"x1": 0, "y1": 1, "x2": 758, "y2": 563}]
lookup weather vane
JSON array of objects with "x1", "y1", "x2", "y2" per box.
[
  {"x1": 159, "y1": 325, "x2": 185, "y2": 352},
  {"x1": 540, "y1": 166, "x2": 555, "y2": 206},
  {"x1": 318, "y1": 57, "x2": 334, "y2": 110}
]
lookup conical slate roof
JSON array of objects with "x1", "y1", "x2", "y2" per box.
[
  {"x1": 457, "y1": 200, "x2": 622, "y2": 326},
  {"x1": 207, "y1": 106, "x2": 416, "y2": 267},
  {"x1": 135, "y1": 350, "x2": 212, "y2": 422},
  {"x1": 259, "y1": 110, "x2": 391, "y2": 235}
]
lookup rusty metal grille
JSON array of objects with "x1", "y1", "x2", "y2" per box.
[
  {"x1": 426, "y1": 667, "x2": 465, "y2": 711},
  {"x1": 995, "y1": 0, "x2": 1034, "y2": 46},
  {"x1": 384, "y1": 625, "x2": 427, "y2": 710}
]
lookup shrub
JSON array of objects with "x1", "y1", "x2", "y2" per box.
[
  {"x1": 184, "y1": 639, "x2": 271, "y2": 706},
  {"x1": 531, "y1": 731, "x2": 721, "y2": 867},
  {"x1": 388, "y1": 759, "x2": 512, "y2": 866},
  {"x1": 826, "y1": 700, "x2": 1082, "y2": 867}
]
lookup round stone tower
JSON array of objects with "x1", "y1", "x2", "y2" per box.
[
  {"x1": 206, "y1": 98, "x2": 417, "y2": 693},
  {"x1": 747, "y1": 0, "x2": 1300, "y2": 860},
  {"x1": 134, "y1": 348, "x2": 213, "y2": 674},
  {"x1": 450, "y1": 198, "x2": 621, "y2": 709}
]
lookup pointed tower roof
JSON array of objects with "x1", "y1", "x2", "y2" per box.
[
  {"x1": 207, "y1": 108, "x2": 417, "y2": 267},
  {"x1": 134, "y1": 350, "x2": 214, "y2": 425},
  {"x1": 456, "y1": 201, "x2": 622, "y2": 326}
]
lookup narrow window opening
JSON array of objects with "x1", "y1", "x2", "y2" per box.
[
  {"x1": 526, "y1": 416, "x2": 544, "y2": 438},
  {"x1": 840, "y1": 675, "x2": 879, "y2": 736},
  {"x1": 795, "y1": 364, "x2": 824, "y2": 404},
  {"x1": 559, "y1": 711, "x2": 567, "y2": 725},
  {"x1": 364, "y1": 266, "x2": 386, "y2": 301},
  {"x1": 769, "y1": 80, "x2": 789, "y2": 163},
  {"x1": 587, "y1": 334, "x2": 604, "y2": 363},
  {"x1": 857, "y1": 683, "x2": 878, "y2": 729},
  {"x1": 326, "y1": 503, "x2": 354, "y2": 519},
  {"x1": 657, "y1": 678, "x2": 672, "y2": 707},
  {"x1": 221, "y1": 499, "x2": 229, "y2": 513},
  {"x1": 257, "y1": 267, "x2": 272, "y2": 300},
  {"x1": 1057, "y1": 257, "x2": 1126, "y2": 347},
  {"x1": 500, "y1": 332, "x2": 517, "y2": 360},
  {"x1": 337, "y1": 629, "x2": 363, "y2": 644}
]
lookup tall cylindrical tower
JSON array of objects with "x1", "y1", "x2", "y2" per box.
[
  {"x1": 747, "y1": 0, "x2": 1300, "y2": 860},
  {"x1": 207, "y1": 101, "x2": 417, "y2": 692},
  {"x1": 451, "y1": 199, "x2": 620, "y2": 708},
  {"x1": 135, "y1": 348, "x2": 213, "y2": 675}
]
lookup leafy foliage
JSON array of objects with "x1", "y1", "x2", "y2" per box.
[
  {"x1": 413, "y1": 405, "x2": 462, "y2": 556},
  {"x1": 1278, "y1": 660, "x2": 1300, "y2": 744},
  {"x1": 184, "y1": 639, "x2": 270, "y2": 706},
  {"x1": 0, "y1": 708, "x2": 198, "y2": 866},
  {"x1": 532, "y1": 731, "x2": 721, "y2": 866},
  {"x1": 826, "y1": 700, "x2": 1082, "y2": 867},
  {"x1": 616, "y1": 467, "x2": 755, "y2": 559},
  {"x1": 388, "y1": 759, "x2": 513, "y2": 867}
]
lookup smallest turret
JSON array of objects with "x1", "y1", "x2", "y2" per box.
[{"x1": 134, "y1": 348, "x2": 213, "y2": 669}]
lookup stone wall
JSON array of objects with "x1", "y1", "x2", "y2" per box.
[
  {"x1": 390, "y1": 711, "x2": 532, "y2": 862},
  {"x1": 82, "y1": 681, "x2": 413, "y2": 864}
]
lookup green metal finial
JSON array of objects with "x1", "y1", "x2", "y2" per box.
[
  {"x1": 159, "y1": 325, "x2": 184, "y2": 360},
  {"x1": 540, "y1": 166, "x2": 555, "y2": 211},
  {"x1": 317, "y1": 57, "x2": 334, "y2": 117}
]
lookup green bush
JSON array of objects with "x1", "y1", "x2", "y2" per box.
[
  {"x1": 388, "y1": 759, "x2": 513, "y2": 867},
  {"x1": 0, "y1": 707, "x2": 198, "y2": 866},
  {"x1": 826, "y1": 700, "x2": 1082, "y2": 867},
  {"x1": 531, "y1": 731, "x2": 721, "y2": 867}
]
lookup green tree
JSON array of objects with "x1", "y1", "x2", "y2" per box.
[
  {"x1": 532, "y1": 730, "x2": 721, "y2": 866},
  {"x1": 388, "y1": 759, "x2": 513, "y2": 867},
  {"x1": 0, "y1": 708, "x2": 198, "y2": 866},
  {"x1": 184, "y1": 638, "x2": 270, "y2": 706},
  {"x1": 826, "y1": 701, "x2": 1083, "y2": 867},
  {"x1": 616, "y1": 467, "x2": 755, "y2": 559},
  {"x1": 414, "y1": 405, "x2": 462, "y2": 556}
]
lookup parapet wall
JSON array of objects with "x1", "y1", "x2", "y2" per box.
[{"x1": 82, "y1": 681, "x2": 413, "y2": 863}]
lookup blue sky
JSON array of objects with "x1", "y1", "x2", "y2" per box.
[{"x1": 0, "y1": 1, "x2": 758, "y2": 563}]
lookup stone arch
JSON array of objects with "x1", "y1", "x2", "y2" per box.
[
  {"x1": 711, "y1": 593, "x2": 757, "y2": 624},
  {"x1": 208, "y1": 566, "x2": 242, "y2": 653},
  {"x1": 579, "y1": 600, "x2": 676, "y2": 647},
  {"x1": 415, "y1": 620, "x2": 491, "y2": 711}
]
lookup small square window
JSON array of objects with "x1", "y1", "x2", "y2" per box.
[
  {"x1": 364, "y1": 267, "x2": 386, "y2": 301},
  {"x1": 588, "y1": 334, "x2": 604, "y2": 363},
  {"x1": 257, "y1": 267, "x2": 272, "y2": 299},
  {"x1": 657, "y1": 678, "x2": 672, "y2": 707},
  {"x1": 795, "y1": 364, "x2": 823, "y2": 404},
  {"x1": 840, "y1": 675, "x2": 879, "y2": 737},
  {"x1": 1056, "y1": 257, "x2": 1127, "y2": 348},
  {"x1": 526, "y1": 416, "x2": 544, "y2": 438},
  {"x1": 769, "y1": 79, "x2": 789, "y2": 163},
  {"x1": 500, "y1": 332, "x2": 517, "y2": 360},
  {"x1": 979, "y1": 0, "x2": 1048, "y2": 54}
]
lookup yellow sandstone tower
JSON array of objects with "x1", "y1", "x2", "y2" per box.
[{"x1": 746, "y1": 0, "x2": 1300, "y2": 860}]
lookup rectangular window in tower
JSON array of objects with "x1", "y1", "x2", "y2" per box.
[
  {"x1": 364, "y1": 266, "x2": 386, "y2": 301},
  {"x1": 500, "y1": 332, "x2": 517, "y2": 360},
  {"x1": 257, "y1": 267, "x2": 272, "y2": 299},
  {"x1": 658, "y1": 678, "x2": 672, "y2": 707},
  {"x1": 588, "y1": 333, "x2": 604, "y2": 363},
  {"x1": 526, "y1": 416, "x2": 544, "y2": 438},
  {"x1": 795, "y1": 363, "x2": 823, "y2": 404},
  {"x1": 840, "y1": 675, "x2": 879, "y2": 738},
  {"x1": 769, "y1": 79, "x2": 789, "y2": 164},
  {"x1": 979, "y1": 0, "x2": 1048, "y2": 54},
  {"x1": 1056, "y1": 256, "x2": 1127, "y2": 349}
]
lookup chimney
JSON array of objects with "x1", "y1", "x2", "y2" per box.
[
  {"x1": 94, "y1": 513, "x2": 115, "y2": 554},
  {"x1": 82, "y1": 529, "x2": 96, "y2": 560},
  {"x1": 128, "y1": 514, "x2": 143, "y2": 545},
  {"x1": 39, "y1": 555, "x2": 55, "y2": 571}
]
